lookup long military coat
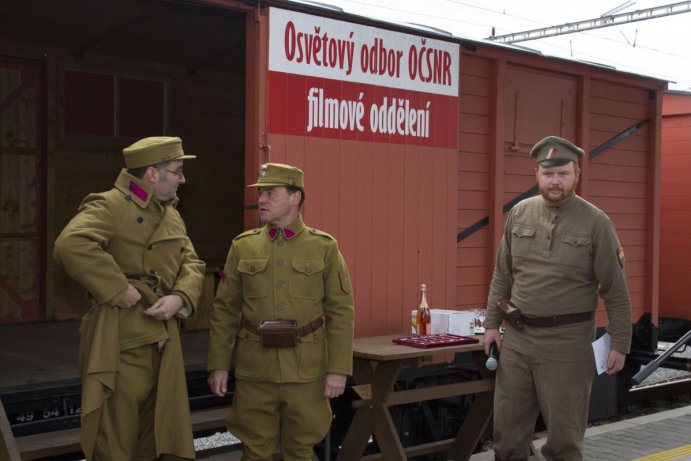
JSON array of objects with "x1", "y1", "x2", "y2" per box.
[{"x1": 53, "y1": 169, "x2": 205, "y2": 460}]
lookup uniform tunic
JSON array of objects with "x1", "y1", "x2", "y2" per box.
[
  {"x1": 207, "y1": 216, "x2": 355, "y2": 459},
  {"x1": 485, "y1": 194, "x2": 631, "y2": 358},
  {"x1": 207, "y1": 215, "x2": 355, "y2": 380},
  {"x1": 485, "y1": 194, "x2": 631, "y2": 461},
  {"x1": 54, "y1": 169, "x2": 205, "y2": 460}
]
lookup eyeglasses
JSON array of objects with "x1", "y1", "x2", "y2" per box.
[{"x1": 158, "y1": 168, "x2": 184, "y2": 179}]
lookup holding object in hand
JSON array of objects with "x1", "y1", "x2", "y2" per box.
[{"x1": 486, "y1": 342, "x2": 499, "y2": 371}]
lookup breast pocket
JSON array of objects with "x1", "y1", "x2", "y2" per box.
[
  {"x1": 238, "y1": 257, "x2": 269, "y2": 298},
  {"x1": 289, "y1": 258, "x2": 324, "y2": 300},
  {"x1": 559, "y1": 234, "x2": 592, "y2": 270},
  {"x1": 510, "y1": 225, "x2": 536, "y2": 258}
]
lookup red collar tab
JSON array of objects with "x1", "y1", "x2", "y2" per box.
[
  {"x1": 128, "y1": 181, "x2": 149, "y2": 201},
  {"x1": 268, "y1": 227, "x2": 297, "y2": 240}
]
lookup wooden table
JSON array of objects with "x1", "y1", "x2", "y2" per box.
[{"x1": 335, "y1": 334, "x2": 495, "y2": 461}]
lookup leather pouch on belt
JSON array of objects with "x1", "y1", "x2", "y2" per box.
[
  {"x1": 497, "y1": 299, "x2": 524, "y2": 331},
  {"x1": 258, "y1": 320, "x2": 299, "y2": 348}
]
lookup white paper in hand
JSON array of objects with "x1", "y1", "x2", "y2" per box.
[{"x1": 592, "y1": 333, "x2": 612, "y2": 375}]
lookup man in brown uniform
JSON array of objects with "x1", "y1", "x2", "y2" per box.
[
  {"x1": 54, "y1": 137, "x2": 205, "y2": 461},
  {"x1": 484, "y1": 136, "x2": 631, "y2": 461},
  {"x1": 207, "y1": 163, "x2": 355, "y2": 461}
]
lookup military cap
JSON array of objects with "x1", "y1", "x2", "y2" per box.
[
  {"x1": 248, "y1": 163, "x2": 304, "y2": 189},
  {"x1": 530, "y1": 136, "x2": 585, "y2": 167},
  {"x1": 123, "y1": 136, "x2": 196, "y2": 169}
]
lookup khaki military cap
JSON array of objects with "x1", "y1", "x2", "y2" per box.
[
  {"x1": 248, "y1": 163, "x2": 304, "y2": 189},
  {"x1": 123, "y1": 136, "x2": 196, "y2": 169},
  {"x1": 530, "y1": 136, "x2": 585, "y2": 167}
]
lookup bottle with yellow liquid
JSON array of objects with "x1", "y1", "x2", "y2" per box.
[{"x1": 415, "y1": 283, "x2": 431, "y2": 336}]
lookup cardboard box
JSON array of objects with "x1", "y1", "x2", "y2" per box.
[
  {"x1": 431, "y1": 309, "x2": 475, "y2": 336},
  {"x1": 411, "y1": 309, "x2": 475, "y2": 335}
]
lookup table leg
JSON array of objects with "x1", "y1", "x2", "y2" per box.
[{"x1": 336, "y1": 360, "x2": 406, "y2": 461}]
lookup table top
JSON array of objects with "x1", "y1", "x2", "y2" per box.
[{"x1": 353, "y1": 334, "x2": 486, "y2": 361}]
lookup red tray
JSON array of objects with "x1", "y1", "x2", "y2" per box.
[{"x1": 392, "y1": 334, "x2": 479, "y2": 348}]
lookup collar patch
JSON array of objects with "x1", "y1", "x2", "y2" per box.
[{"x1": 128, "y1": 181, "x2": 149, "y2": 201}]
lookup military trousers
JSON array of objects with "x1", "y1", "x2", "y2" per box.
[
  {"x1": 493, "y1": 346, "x2": 596, "y2": 461},
  {"x1": 229, "y1": 378, "x2": 331, "y2": 461},
  {"x1": 94, "y1": 344, "x2": 161, "y2": 461}
]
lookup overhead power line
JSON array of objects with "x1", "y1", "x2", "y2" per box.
[{"x1": 487, "y1": 0, "x2": 691, "y2": 44}]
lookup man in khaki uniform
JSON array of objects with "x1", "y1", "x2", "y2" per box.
[
  {"x1": 207, "y1": 163, "x2": 355, "y2": 461},
  {"x1": 484, "y1": 136, "x2": 631, "y2": 461},
  {"x1": 54, "y1": 137, "x2": 205, "y2": 461}
]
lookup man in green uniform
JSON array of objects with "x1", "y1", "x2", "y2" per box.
[
  {"x1": 207, "y1": 162, "x2": 355, "y2": 461},
  {"x1": 54, "y1": 136, "x2": 205, "y2": 461},
  {"x1": 484, "y1": 136, "x2": 631, "y2": 461}
]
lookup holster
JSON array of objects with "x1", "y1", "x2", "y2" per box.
[
  {"x1": 497, "y1": 299, "x2": 524, "y2": 331},
  {"x1": 258, "y1": 320, "x2": 299, "y2": 348}
]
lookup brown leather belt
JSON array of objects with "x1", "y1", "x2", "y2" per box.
[
  {"x1": 521, "y1": 310, "x2": 594, "y2": 327},
  {"x1": 241, "y1": 316, "x2": 324, "y2": 337}
]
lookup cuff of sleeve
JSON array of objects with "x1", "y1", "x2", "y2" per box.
[{"x1": 172, "y1": 291, "x2": 193, "y2": 319}]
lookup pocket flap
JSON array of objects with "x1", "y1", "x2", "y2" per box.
[
  {"x1": 238, "y1": 257, "x2": 269, "y2": 275},
  {"x1": 561, "y1": 234, "x2": 591, "y2": 247},
  {"x1": 511, "y1": 225, "x2": 536, "y2": 238},
  {"x1": 291, "y1": 258, "x2": 324, "y2": 275}
]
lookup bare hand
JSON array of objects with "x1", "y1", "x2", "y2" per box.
[
  {"x1": 117, "y1": 284, "x2": 141, "y2": 308},
  {"x1": 484, "y1": 328, "x2": 502, "y2": 355},
  {"x1": 143, "y1": 294, "x2": 183, "y2": 320},
  {"x1": 606, "y1": 349, "x2": 626, "y2": 376},
  {"x1": 208, "y1": 370, "x2": 229, "y2": 397},
  {"x1": 324, "y1": 373, "x2": 347, "y2": 398}
]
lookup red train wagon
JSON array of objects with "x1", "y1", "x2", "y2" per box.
[
  {"x1": 0, "y1": 1, "x2": 676, "y2": 455},
  {"x1": 0, "y1": 0, "x2": 666, "y2": 340}
]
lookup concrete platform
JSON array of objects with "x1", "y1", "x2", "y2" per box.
[{"x1": 471, "y1": 404, "x2": 691, "y2": 461}]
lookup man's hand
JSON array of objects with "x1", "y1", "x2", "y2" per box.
[
  {"x1": 208, "y1": 370, "x2": 229, "y2": 398},
  {"x1": 143, "y1": 294, "x2": 184, "y2": 320},
  {"x1": 606, "y1": 349, "x2": 626, "y2": 376},
  {"x1": 117, "y1": 284, "x2": 141, "y2": 308},
  {"x1": 484, "y1": 328, "x2": 502, "y2": 355},
  {"x1": 324, "y1": 373, "x2": 347, "y2": 398}
]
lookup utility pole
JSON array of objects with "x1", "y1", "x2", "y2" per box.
[{"x1": 487, "y1": 1, "x2": 691, "y2": 44}]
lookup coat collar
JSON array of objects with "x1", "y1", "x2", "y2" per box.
[
  {"x1": 114, "y1": 169, "x2": 179, "y2": 209},
  {"x1": 266, "y1": 215, "x2": 306, "y2": 240}
]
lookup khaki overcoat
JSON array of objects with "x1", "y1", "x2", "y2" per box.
[{"x1": 54, "y1": 170, "x2": 205, "y2": 460}]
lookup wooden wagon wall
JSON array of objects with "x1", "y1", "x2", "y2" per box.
[{"x1": 660, "y1": 91, "x2": 691, "y2": 321}]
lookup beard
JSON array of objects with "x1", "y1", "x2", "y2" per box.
[{"x1": 539, "y1": 183, "x2": 577, "y2": 204}]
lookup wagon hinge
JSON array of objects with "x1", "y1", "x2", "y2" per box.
[{"x1": 457, "y1": 118, "x2": 651, "y2": 243}]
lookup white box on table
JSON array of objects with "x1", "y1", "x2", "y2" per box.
[{"x1": 411, "y1": 309, "x2": 475, "y2": 335}]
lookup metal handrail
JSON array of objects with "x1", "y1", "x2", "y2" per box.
[{"x1": 629, "y1": 328, "x2": 691, "y2": 388}]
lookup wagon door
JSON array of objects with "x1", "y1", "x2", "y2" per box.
[{"x1": 0, "y1": 57, "x2": 44, "y2": 323}]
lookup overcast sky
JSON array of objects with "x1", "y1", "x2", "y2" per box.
[{"x1": 301, "y1": 0, "x2": 691, "y2": 91}]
